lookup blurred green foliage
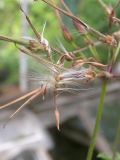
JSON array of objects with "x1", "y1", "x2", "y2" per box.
[
  {"x1": 98, "y1": 153, "x2": 120, "y2": 160},
  {"x1": 0, "y1": 0, "x2": 118, "y2": 84}
]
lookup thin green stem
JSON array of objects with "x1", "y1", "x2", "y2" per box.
[
  {"x1": 113, "y1": 41, "x2": 120, "y2": 64},
  {"x1": 97, "y1": 0, "x2": 108, "y2": 14},
  {"x1": 84, "y1": 34, "x2": 100, "y2": 60},
  {"x1": 86, "y1": 80, "x2": 107, "y2": 160}
]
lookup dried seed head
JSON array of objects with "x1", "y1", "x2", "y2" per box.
[
  {"x1": 22, "y1": 36, "x2": 51, "y2": 54},
  {"x1": 54, "y1": 67, "x2": 96, "y2": 93},
  {"x1": 59, "y1": 68, "x2": 95, "y2": 84},
  {"x1": 61, "y1": 24, "x2": 73, "y2": 42},
  {"x1": 28, "y1": 40, "x2": 46, "y2": 52},
  {"x1": 100, "y1": 35, "x2": 117, "y2": 46}
]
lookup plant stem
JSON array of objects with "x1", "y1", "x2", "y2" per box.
[
  {"x1": 86, "y1": 80, "x2": 107, "y2": 160},
  {"x1": 113, "y1": 41, "x2": 120, "y2": 64}
]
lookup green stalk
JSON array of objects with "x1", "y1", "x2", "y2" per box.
[
  {"x1": 113, "y1": 41, "x2": 120, "y2": 64},
  {"x1": 86, "y1": 80, "x2": 107, "y2": 160},
  {"x1": 84, "y1": 34, "x2": 100, "y2": 60}
]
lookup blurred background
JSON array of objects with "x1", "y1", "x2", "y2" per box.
[{"x1": 0, "y1": 0, "x2": 120, "y2": 160}]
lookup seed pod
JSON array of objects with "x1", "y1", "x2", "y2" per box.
[
  {"x1": 72, "y1": 19, "x2": 87, "y2": 33},
  {"x1": 61, "y1": 24, "x2": 73, "y2": 42}
]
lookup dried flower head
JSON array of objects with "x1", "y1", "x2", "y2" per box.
[{"x1": 100, "y1": 35, "x2": 117, "y2": 46}]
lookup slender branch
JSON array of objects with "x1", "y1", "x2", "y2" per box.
[
  {"x1": 0, "y1": 88, "x2": 40, "y2": 109},
  {"x1": 0, "y1": 35, "x2": 28, "y2": 47},
  {"x1": 20, "y1": 6, "x2": 41, "y2": 41},
  {"x1": 8, "y1": 87, "x2": 44, "y2": 120},
  {"x1": 97, "y1": 0, "x2": 109, "y2": 14},
  {"x1": 3, "y1": 86, "x2": 45, "y2": 128},
  {"x1": 72, "y1": 41, "x2": 101, "y2": 55},
  {"x1": 60, "y1": 0, "x2": 73, "y2": 14}
]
